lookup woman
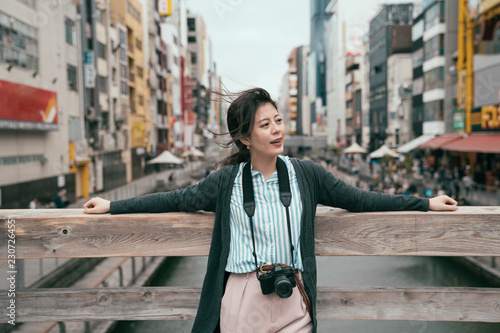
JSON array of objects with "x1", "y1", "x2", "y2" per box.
[{"x1": 84, "y1": 88, "x2": 457, "y2": 333}]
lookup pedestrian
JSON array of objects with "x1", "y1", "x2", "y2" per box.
[
  {"x1": 83, "y1": 87, "x2": 458, "y2": 333},
  {"x1": 53, "y1": 189, "x2": 70, "y2": 208},
  {"x1": 29, "y1": 198, "x2": 38, "y2": 209}
]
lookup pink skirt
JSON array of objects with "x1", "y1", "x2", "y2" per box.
[{"x1": 220, "y1": 270, "x2": 312, "y2": 333}]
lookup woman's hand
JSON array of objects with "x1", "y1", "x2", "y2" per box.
[
  {"x1": 83, "y1": 197, "x2": 110, "y2": 214},
  {"x1": 429, "y1": 195, "x2": 458, "y2": 211}
]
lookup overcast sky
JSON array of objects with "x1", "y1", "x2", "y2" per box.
[{"x1": 185, "y1": 0, "x2": 419, "y2": 99}]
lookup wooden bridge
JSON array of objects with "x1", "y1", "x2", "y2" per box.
[{"x1": 1, "y1": 206, "x2": 500, "y2": 326}]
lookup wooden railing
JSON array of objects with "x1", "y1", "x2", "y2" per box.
[{"x1": 1, "y1": 207, "x2": 500, "y2": 324}]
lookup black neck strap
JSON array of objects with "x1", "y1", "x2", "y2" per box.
[{"x1": 242, "y1": 157, "x2": 295, "y2": 271}]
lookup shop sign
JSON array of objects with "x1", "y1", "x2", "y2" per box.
[
  {"x1": 470, "y1": 104, "x2": 500, "y2": 131},
  {"x1": 452, "y1": 108, "x2": 465, "y2": 131}
]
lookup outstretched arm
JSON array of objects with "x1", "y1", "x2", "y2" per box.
[
  {"x1": 83, "y1": 197, "x2": 110, "y2": 214},
  {"x1": 428, "y1": 195, "x2": 458, "y2": 211}
]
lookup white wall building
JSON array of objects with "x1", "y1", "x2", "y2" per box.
[{"x1": 0, "y1": 0, "x2": 86, "y2": 208}]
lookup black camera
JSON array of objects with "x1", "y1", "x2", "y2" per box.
[{"x1": 258, "y1": 264, "x2": 296, "y2": 299}]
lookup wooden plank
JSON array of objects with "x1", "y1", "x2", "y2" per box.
[
  {"x1": 1, "y1": 286, "x2": 500, "y2": 323},
  {"x1": 1, "y1": 207, "x2": 500, "y2": 259}
]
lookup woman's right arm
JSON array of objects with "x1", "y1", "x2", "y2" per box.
[
  {"x1": 83, "y1": 167, "x2": 229, "y2": 214},
  {"x1": 83, "y1": 197, "x2": 110, "y2": 214}
]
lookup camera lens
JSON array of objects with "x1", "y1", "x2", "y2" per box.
[{"x1": 274, "y1": 275, "x2": 293, "y2": 299}]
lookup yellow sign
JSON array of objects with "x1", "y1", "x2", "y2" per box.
[{"x1": 158, "y1": 0, "x2": 172, "y2": 16}]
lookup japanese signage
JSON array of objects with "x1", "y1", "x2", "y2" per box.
[
  {"x1": 0, "y1": 79, "x2": 58, "y2": 131},
  {"x1": 84, "y1": 50, "x2": 96, "y2": 88},
  {"x1": 158, "y1": 0, "x2": 172, "y2": 15},
  {"x1": 452, "y1": 109, "x2": 465, "y2": 131},
  {"x1": 470, "y1": 104, "x2": 500, "y2": 131}
]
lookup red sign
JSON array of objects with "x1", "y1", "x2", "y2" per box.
[{"x1": 0, "y1": 79, "x2": 58, "y2": 130}]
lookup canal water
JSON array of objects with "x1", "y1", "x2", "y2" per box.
[{"x1": 113, "y1": 256, "x2": 500, "y2": 332}]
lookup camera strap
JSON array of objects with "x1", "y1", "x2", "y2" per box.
[{"x1": 242, "y1": 157, "x2": 295, "y2": 272}]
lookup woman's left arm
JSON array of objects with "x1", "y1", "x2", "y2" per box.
[{"x1": 428, "y1": 195, "x2": 458, "y2": 211}]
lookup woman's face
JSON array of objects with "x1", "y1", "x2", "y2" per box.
[{"x1": 242, "y1": 102, "x2": 285, "y2": 160}]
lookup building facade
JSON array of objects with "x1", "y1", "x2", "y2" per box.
[
  {"x1": 368, "y1": 3, "x2": 413, "y2": 151},
  {"x1": 0, "y1": 0, "x2": 84, "y2": 208}
]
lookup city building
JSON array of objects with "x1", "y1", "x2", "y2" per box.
[
  {"x1": 110, "y1": 0, "x2": 150, "y2": 181},
  {"x1": 386, "y1": 53, "x2": 413, "y2": 147},
  {"x1": 160, "y1": 0, "x2": 187, "y2": 154},
  {"x1": 345, "y1": 54, "x2": 365, "y2": 147},
  {"x1": 368, "y1": 3, "x2": 413, "y2": 151},
  {"x1": 187, "y1": 13, "x2": 212, "y2": 148},
  {"x1": 309, "y1": 0, "x2": 331, "y2": 139},
  {"x1": 0, "y1": 0, "x2": 85, "y2": 208}
]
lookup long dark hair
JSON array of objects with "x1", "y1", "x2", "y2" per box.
[{"x1": 217, "y1": 87, "x2": 278, "y2": 166}]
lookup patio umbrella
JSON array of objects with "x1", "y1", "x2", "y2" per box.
[
  {"x1": 344, "y1": 142, "x2": 367, "y2": 154},
  {"x1": 369, "y1": 144, "x2": 400, "y2": 159},
  {"x1": 147, "y1": 151, "x2": 184, "y2": 164},
  {"x1": 182, "y1": 147, "x2": 205, "y2": 158}
]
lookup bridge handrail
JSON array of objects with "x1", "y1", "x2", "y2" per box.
[{"x1": 1, "y1": 207, "x2": 500, "y2": 324}]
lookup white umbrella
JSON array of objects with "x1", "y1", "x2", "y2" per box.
[
  {"x1": 182, "y1": 147, "x2": 205, "y2": 158},
  {"x1": 147, "y1": 151, "x2": 184, "y2": 165},
  {"x1": 344, "y1": 142, "x2": 367, "y2": 154},
  {"x1": 369, "y1": 144, "x2": 400, "y2": 159},
  {"x1": 190, "y1": 147, "x2": 205, "y2": 157}
]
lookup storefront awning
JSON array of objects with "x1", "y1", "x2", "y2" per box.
[
  {"x1": 441, "y1": 133, "x2": 500, "y2": 153},
  {"x1": 418, "y1": 134, "x2": 463, "y2": 150},
  {"x1": 397, "y1": 134, "x2": 436, "y2": 153}
]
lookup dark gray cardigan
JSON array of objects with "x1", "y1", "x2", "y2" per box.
[{"x1": 110, "y1": 158, "x2": 429, "y2": 332}]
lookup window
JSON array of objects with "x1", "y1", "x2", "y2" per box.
[
  {"x1": 136, "y1": 38, "x2": 142, "y2": 50},
  {"x1": 136, "y1": 66, "x2": 143, "y2": 78},
  {"x1": 121, "y1": 81, "x2": 127, "y2": 95},
  {"x1": 187, "y1": 18, "x2": 196, "y2": 31},
  {"x1": 425, "y1": 1, "x2": 445, "y2": 30},
  {"x1": 424, "y1": 67, "x2": 444, "y2": 91},
  {"x1": 95, "y1": 9, "x2": 105, "y2": 24},
  {"x1": 121, "y1": 64, "x2": 127, "y2": 79},
  {"x1": 173, "y1": 35, "x2": 178, "y2": 45},
  {"x1": 188, "y1": 36, "x2": 196, "y2": 43},
  {"x1": 98, "y1": 75, "x2": 107, "y2": 93},
  {"x1": 120, "y1": 29, "x2": 126, "y2": 44},
  {"x1": 101, "y1": 112, "x2": 109, "y2": 130},
  {"x1": 191, "y1": 52, "x2": 197, "y2": 64},
  {"x1": 424, "y1": 34, "x2": 444, "y2": 61},
  {"x1": 120, "y1": 47, "x2": 127, "y2": 62},
  {"x1": 67, "y1": 64, "x2": 77, "y2": 91},
  {"x1": 413, "y1": 77, "x2": 424, "y2": 95},
  {"x1": 0, "y1": 155, "x2": 45, "y2": 167},
  {"x1": 413, "y1": 105, "x2": 423, "y2": 123},
  {"x1": 413, "y1": 48, "x2": 424, "y2": 68},
  {"x1": 138, "y1": 94, "x2": 144, "y2": 106},
  {"x1": 412, "y1": 19, "x2": 424, "y2": 42},
  {"x1": 0, "y1": 11, "x2": 38, "y2": 71},
  {"x1": 127, "y1": 2, "x2": 141, "y2": 22},
  {"x1": 97, "y1": 42, "x2": 106, "y2": 59},
  {"x1": 65, "y1": 18, "x2": 75, "y2": 45},
  {"x1": 424, "y1": 100, "x2": 444, "y2": 121}
]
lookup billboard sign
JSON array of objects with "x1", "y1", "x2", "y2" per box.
[
  {"x1": 158, "y1": 0, "x2": 172, "y2": 15},
  {"x1": 470, "y1": 104, "x2": 500, "y2": 131},
  {"x1": 84, "y1": 50, "x2": 96, "y2": 88},
  {"x1": 0, "y1": 79, "x2": 58, "y2": 130}
]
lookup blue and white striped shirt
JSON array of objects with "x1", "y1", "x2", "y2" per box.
[{"x1": 225, "y1": 155, "x2": 303, "y2": 273}]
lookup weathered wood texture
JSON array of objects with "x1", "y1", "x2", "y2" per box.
[
  {"x1": 1, "y1": 286, "x2": 499, "y2": 323},
  {"x1": 1, "y1": 207, "x2": 500, "y2": 259}
]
